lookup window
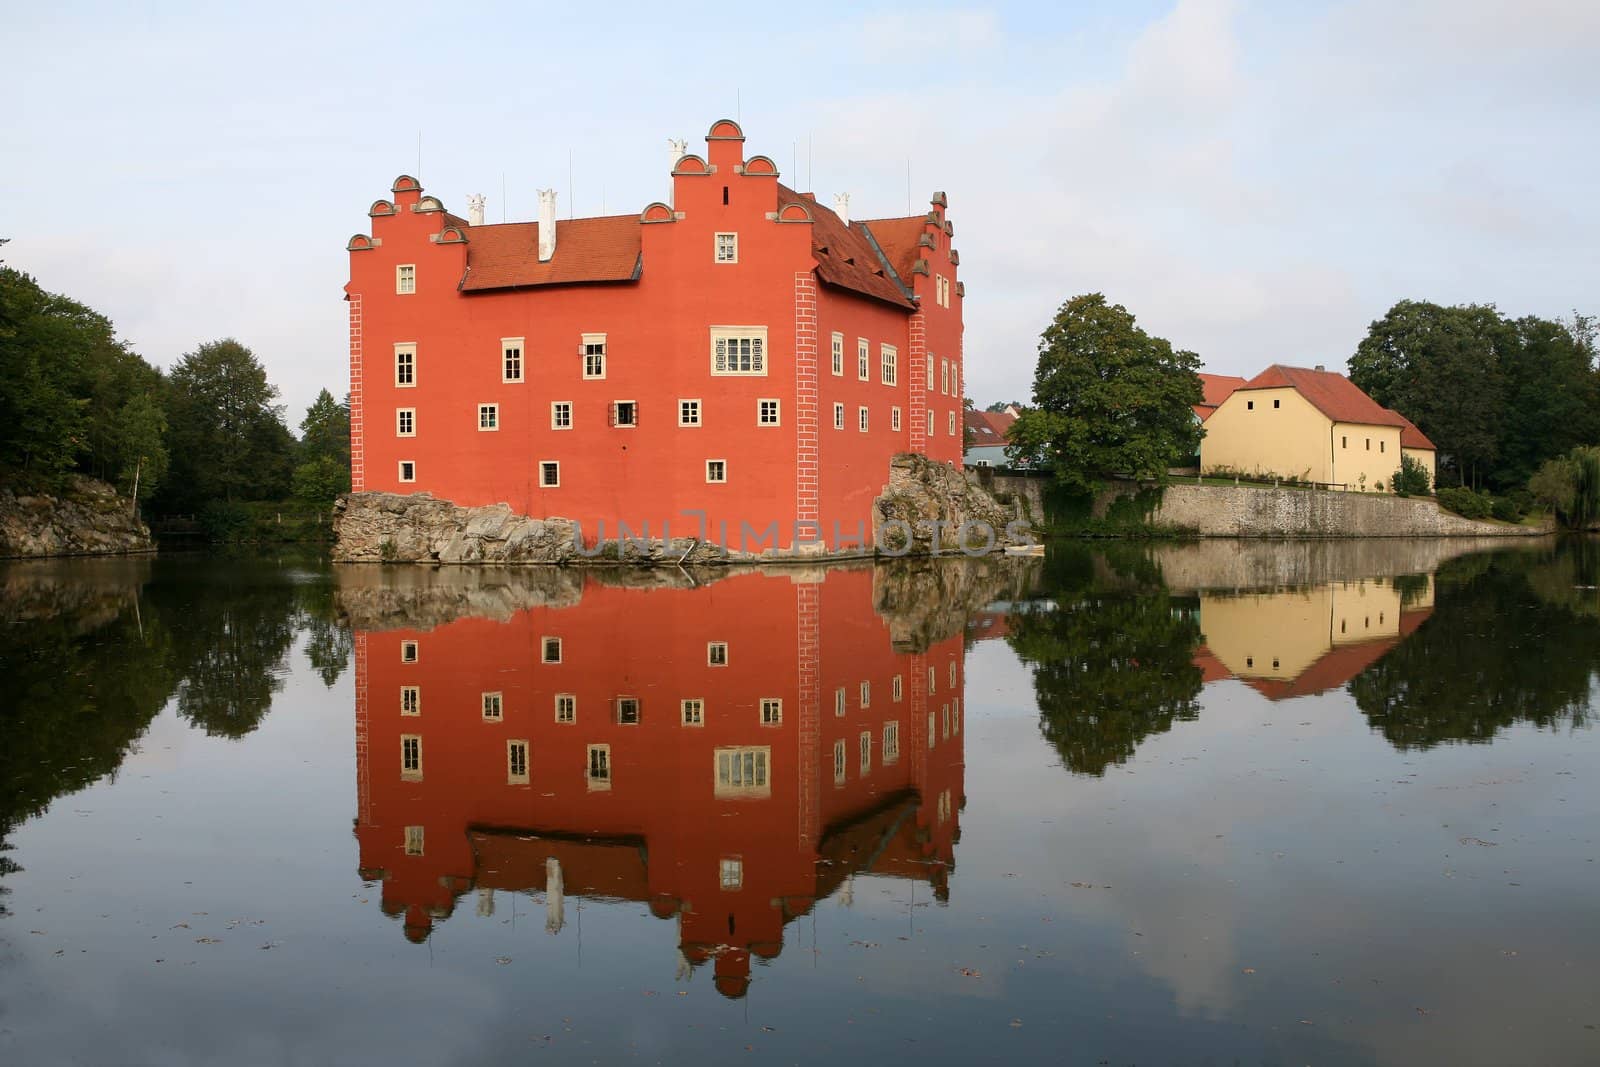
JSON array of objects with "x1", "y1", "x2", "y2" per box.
[
  {"x1": 859, "y1": 681, "x2": 871, "y2": 708},
  {"x1": 926, "y1": 354, "x2": 936, "y2": 391},
  {"x1": 891, "y1": 407, "x2": 901, "y2": 431},
  {"x1": 892, "y1": 675, "x2": 903, "y2": 702},
  {"x1": 942, "y1": 703, "x2": 951, "y2": 740},
  {"x1": 711, "y1": 327, "x2": 767, "y2": 375},
  {"x1": 940, "y1": 359, "x2": 949, "y2": 395},
  {"x1": 952, "y1": 697, "x2": 961, "y2": 735},
  {"x1": 833, "y1": 739, "x2": 846, "y2": 785},
  {"x1": 1273, "y1": 398, "x2": 1280, "y2": 409},
  {"x1": 857, "y1": 338, "x2": 870, "y2": 380},
  {"x1": 706, "y1": 459, "x2": 727, "y2": 483},
  {"x1": 926, "y1": 412, "x2": 935, "y2": 438},
  {"x1": 502, "y1": 338, "x2": 524, "y2": 383},
  {"x1": 949, "y1": 411, "x2": 957, "y2": 436},
  {"x1": 858, "y1": 731, "x2": 871, "y2": 775},
  {"x1": 1365, "y1": 438, "x2": 1371, "y2": 451},
  {"x1": 401, "y1": 734, "x2": 422, "y2": 779},
  {"x1": 549, "y1": 402, "x2": 573, "y2": 430},
  {"x1": 540, "y1": 461, "x2": 560, "y2": 487},
  {"x1": 582, "y1": 334, "x2": 607, "y2": 379},
  {"x1": 835, "y1": 687, "x2": 846, "y2": 716},
  {"x1": 398, "y1": 460, "x2": 416, "y2": 483},
  {"x1": 682, "y1": 699, "x2": 704, "y2": 726},
  {"x1": 587, "y1": 744, "x2": 611, "y2": 789},
  {"x1": 482, "y1": 692, "x2": 503, "y2": 721},
  {"x1": 760, "y1": 698, "x2": 782, "y2": 725},
  {"x1": 928, "y1": 667, "x2": 936, "y2": 693},
  {"x1": 395, "y1": 344, "x2": 416, "y2": 387},
  {"x1": 396, "y1": 408, "x2": 415, "y2": 436},
  {"x1": 1380, "y1": 440, "x2": 1386, "y2": 453},
  {"x1": 858, "y1": 406, "x2": 869, "y2": 432},
  {"x1": 478, "y1": 403, "x2": 499, "y2": 431},
  {"x1": 714, "y1": 747, "x2": 770, "y2": 797},
  {"x1": 1342, "y1": 435, "x2": 1348, "y2": 448},
  {"x1": 611, "y1": 401, "x2": 637, "y2": 428},
  {"x1": 883, "y1": 722, "x2": 900, "y2": 765},
  {"x1": 555, "y1": 693, "x2": 576, "y2": 724},
  {"x1": 720, "y1": 857, "x2": 743, "y2": 890},
  {"x1": 881, "y1": 344, "x2": 898, "y2": 385},
  {"x1": 758, "y1": 399, "x2": 780, "y2": 426},
  {"x1": 679, "y1": 399, "x2": 701, "y2": 427},
  {"x1": 714, "y1": 232, "x2": 738, "y2": 263},
  {"x1": 1247, "y1": 400, "x2": 1255, "y2": 410},
  {"x1": 508, "y1": 740, "x2": 530, "y2": 784},
  {"x1": 400, "y1": 685, "x2": 420, "y2": 716},
  {"x1": 401, "y1": 640, "x2": 418, "y2": 663},
  {"x1": 396, "y1": 264, "x2": 416, "y2": 294},
  {"x1": 833, "y1": 402, "x2": 845, "y2": 430},
  {"x1": 542, "y1": 636, "x2": 562, "y2": 664},
  {"x1": 928, "y1": 712, "x2": 936, "y2": 748},
  {"x1": 403, "y1": 826, "x2": 425, "y2": 856},
  {"x1": 707, "y1": 641, "x2": 729, "y2": 667},
  {"x1": 949, "y1": 661, "x2": 957, "y2": 687},
  {"x1": 616, "y1": 697, "x2": 640, "y2": 725},
  {"x1": 831, "y1": 333, "x2": 844, "y2": 376}
]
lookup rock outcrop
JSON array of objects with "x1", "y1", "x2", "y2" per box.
[
  {"x1": 0, "y1": 475, "x2": 154, "y2": 559},
  {"x1": 873, "y1": 453, "x2": 1030, "y2": 555}
]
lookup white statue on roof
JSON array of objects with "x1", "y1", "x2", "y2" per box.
[{"x1": 465, "y1": 193, "x2": 486, "y2": 226}]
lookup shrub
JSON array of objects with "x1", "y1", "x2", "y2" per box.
[
  {"x1": 1436, "y1": 486, "x2": 1492, "y2": 520},
  {"x1": 1490, "y1": 496, "x2": 1524, "y2": 523},
  {"x1": 199, "y1": 500, "x2": 252, "y2": 541},
  {"x1": 1393, "y1": 455, "x2": 1431, "y2": 497}
]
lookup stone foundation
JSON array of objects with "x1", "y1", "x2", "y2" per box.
[{"x1": 1150, "y1": 483, "x2": 1553, "y2": 538}]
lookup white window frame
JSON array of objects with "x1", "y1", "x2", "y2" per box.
[
  {"x1": 928, "y1": 711, "x2": 936, "y2": 748},
  {"x1": 714, "y1": 746, "x2": 771, "y2": 798},
  {"x1": 707, "y1": 641, "x2": 729, "y2": 667},
  {"x1": 949, "y1": 411, "x2": 957, "y2": 436},
  {"x1": 714, "y1": 232, "x2": 738, "y2": 263},
  {"x1": 757, "y1": 398, "x2": 781, "y2": 427},
  {"x1": 859, "y1": 681, "x2": 871, "y2": 708},
  {"x1": 883, "y1": 721, "x2": 900, "y2": 765},
  {"x1": 891, "y1": 407, "x2": 901, "y2": 432},
  {"x1": 710, "y1": 326, "x2": 767, "y2": 376},
  {"x1": 831, "y1": 332, "x2": 844, "y2": 376},
  {"x1": 587, "y1": 744, "x2": 611, "y2": 790},
  {"x1": 611, "y1": 400, "x2": 638, "y2": 428},
  {"x1": 857, "y1": 337, "x2": 870, "y2": 380},
  {"x1": 682, "y1": 698, "x2": 705, "y2": 727},
  {"x1": 760, "y1": 698, "x2": 783, "y2": 726},
  {"x1": 892, "y1": 674, "x2": 903, "y2": 702},
  {"x1": 835, "y1": 687, "x2": 846, "y2": 716},
  {"x1": 398, "y1": 460, "x2": 416, "y2": 483},
  {"x1": 401, "y1": 734, "x2": 423, "y2": 780},
  {"x1": 833, "y1": 739, "x2": 846, "y2": 785},
  {"x1": 926, "y1": 353, "x2": 935, "y2": 391},
  {"x1": 859, "y1": 730, "x2": 872, "y2": 775},
  {"x1": 400, "y1": 685, "x2": 420, "y2": 716},
  {"x1": 541, "y1": 636, "x2": 562, "y2": 664},
  {"x1": 706, "y1": 459, "x2": 727, "y2": 484},
  {"x1": 582, "y1": 333, "x2": 607, "y2": 380},
  {"x1": 833, "y1": 402, "x2": 845, "y2": 430},
  {"x1": 941, "y1": 359, "x2": 950, "y2": 395},
  {"x1": 400, "y1": 640, "x2": 418, "y2": 663},
  {"x1": 550, "y1": 401, "x2": 573, "y2": 430},
  {"x1": 482, "y1": 691, "x2": 503, "y2": 721},
  {"x1": 539, "y1": 460, "x2": 560, "y2": 488},
  {"x1": 507, "y1": 739, "x2": 529, "y2": 784},
  {"x1": 394, "y1": 343, "x2": 416, "y2": 388},
  {"x1": 720, "y1": 857, "x2": 743, "y2": 890},
  {"x1": 396, "y1": 264, "x2": 416, "y2": 294},
  {"x1": 404, "y1": 825, "x2": 424, "y2": 855},
  {"x1": 858, "y1": 406, "x2": 869, "y2": 433},
  {"x1": 679, "y1": 398, "x2": 702, "y2": 427},
  {"x1": 396, "y1": 408, "x2": 415, "y2": 437},
  {"x1": 881, "y1": 344, "x2": 898, "y2": 386},
  {"x1": 615, "y1": 696, "x2": 641, "y2": 725},
  {"x1": 478, "y1": 403, "x2": 499, "y2": 432},
  {"x1": 502, "y1": 337, "x2": 524, "y2": 383},
  {"x1": 949, "y1": 661, "x2": 957, "y2": 686},
  {"x1": 554, "y1": 693, "x2": 576, "y2": 724}
]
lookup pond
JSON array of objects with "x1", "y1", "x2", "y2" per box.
[{"x1": 1, "y1": 540, "x2": 1597, "y2": 1065}]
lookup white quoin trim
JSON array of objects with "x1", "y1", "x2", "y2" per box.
[
  {"x1": 466, "y1": 193, "x2": 486, "y2": 226},
  {"x1": 538, "y1": 189, "x2": 558, "y2": 262},
  {"x1": 833, "y1": 192, "x2": 850, "y2": 225}
]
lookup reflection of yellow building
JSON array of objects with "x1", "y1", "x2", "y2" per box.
[
  {"x1": 1200, "y1": 365, "x2": 1436, "y2": 491},
  {"x1": 1196, "y1": 577, "x2": 1433, "y2": 699}
]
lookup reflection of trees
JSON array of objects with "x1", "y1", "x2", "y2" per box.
[
  {"x1": 297, "y1": 578, "x2": 351, "y2": 688},
  {"x1": 1351, "y1": 543, "x2": 1600, "y2": 750},
  {"x1": 1008, "y1": 544, "x2": 1204, "y2": 776}
]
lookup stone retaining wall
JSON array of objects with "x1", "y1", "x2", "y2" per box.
[{"x1": 1151, "y1": 483, "x2": 1551, "y2": 538}]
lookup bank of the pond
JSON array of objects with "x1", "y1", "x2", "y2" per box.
[{"x1": 0, "y1": 474, "x2": 154, "y2": 559}]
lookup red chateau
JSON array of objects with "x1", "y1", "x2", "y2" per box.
[
  {"x1": 353, "y1": 568, "x2": 966, "y2": 997},
  {"x1": 345, "y1": 119, "x2": 966, "y2": 551}
]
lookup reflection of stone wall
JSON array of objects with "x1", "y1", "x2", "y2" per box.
[
  {"x1": 1152, "y1": 483, "x2": 1551, "y2": 538},
  {"x1": 1150, "y1": 537, "x2": 1534, "y2": 593},
  {"x1": 0, "y1": 558, "x2": 152, "y2": 628}
]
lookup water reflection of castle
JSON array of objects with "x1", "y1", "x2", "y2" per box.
[
  {"x1": 1194, "y1": 577, "x2": 1434, "y2": 699},
  {"x1": 352, "y1": 568, "x2": 965, "y2": 997}
]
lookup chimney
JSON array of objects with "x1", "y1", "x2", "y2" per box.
[
  {"x1": 538, "y1": 189, "x2": 557, "y2": 262},
  {"x1": 1314, "y1": 364, "x2": 1326, "y2": 372},
  {"x1": 834, "y1": 192, "x2": 850, "y2": 225},
  {"x1": 466, "y1": 193, "x2": 485, "y2": 226}
]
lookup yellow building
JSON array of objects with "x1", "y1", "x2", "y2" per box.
[{"x1": 1199, "y1": 365, "x2": 1435, "y2": 492}]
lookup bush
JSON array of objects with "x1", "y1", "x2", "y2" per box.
[
  {"x1": 1393, "y1": 455, "x2": 1432, "y2": 497},
  {"x1": 1436, "y1": 486, "x2": 1492, "y2": 520},
  {"x1": 1490, "y1": 496, "x2": 1524, "y2": 523},
  {"x1": 199, "y1": 500, "x2": 252, "y2": 541}
]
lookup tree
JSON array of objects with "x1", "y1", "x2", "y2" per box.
[
  {"x1": 161, "y1": 339, "x2": 294, "y2": 509},
  {"x1": 292, "y1": 454, "x2": 349, "y2": 508},
  {"x1": 299, "y1": 388, "x2": 350, "y2": 467},
  {"x1": 984, "y1": 400, "x2": 1022, "y2": 414},
  {"x1": 1393, "y1": 454, "x2": 1431, "y2": 497},
  {"x1": 0, "y1": 269, "x2": 92, "y2": 485},
  {"x1": 111, "y1": 392, "x2": 169, "y2": 502},
  {"x1": 1007, "y1": 294, "x2": 1202, "y2": 493}
]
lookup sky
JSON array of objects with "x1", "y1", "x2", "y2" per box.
[{"x1": 4, "y1": 0, "x2": 1597, "y2": 423}]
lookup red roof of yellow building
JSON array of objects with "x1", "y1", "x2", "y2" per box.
[
  {"x1": 1239, "y1": 365, "x2": 1406, "y2": 428},
  {"x1": 1195, "y1": 373, "x2": 1247, "y2": 420}
]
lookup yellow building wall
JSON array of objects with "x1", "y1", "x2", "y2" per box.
[
  {"x1": 1329, "y1": 580, "x2": 1402, "y2": 645},
  {"x1": 1331, "y1": 422, "x2": 1405, "y2": 492},
  {"x1": 1200, "y1": 388, "x2": 1332, "y2": 483},
  {"x1": 1401, "y1": 447, "x2": 1437, "y2": 489},
  {"x1": 1200, "y1": 588, "x2": 1331, "y2": 681}
]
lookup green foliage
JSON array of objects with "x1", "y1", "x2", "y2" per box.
[
  {"x1": 1435, "y1": 486, "x2": 1493, "y2": 520},
  {"x1": 292, "y1": 454, "x2": 349, "y2": 508},
  {"x1": 160, "y1": 339, "x2": 296, "y2": 510},
  {"x1": 112, "y1": 392, "x2": 169, "y2": 501},
  {"x1": 1009, "y1": 294, "x2": 1203, "y2": 493},
  {"x1": 200, "y1": 500, "x2": 253, "y2": 541},
  {"x1": 299, "y1": 388, "x2": 351, "y2": 466},
  {"x1": 1526, "y1": 445, "x2": 1600, "y2": 529},
  {"x1": 1393, "y1": 454, "x2": 1432, "y2": 497}
]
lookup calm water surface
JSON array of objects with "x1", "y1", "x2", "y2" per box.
[{"x1": 1, "y1": 541, "x2": 1597, "y2": 1066}]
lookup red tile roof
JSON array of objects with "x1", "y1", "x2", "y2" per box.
[
  {"x1": 1231, "y1": 607, "x2": 1433, "y2": 701},
  {"x1": 965, "y1": 409, "x2": 1016, "y2": 446},
  {"x1": 1239, "y1": 365, "x2": 1406, "y2": 429},
  {"x1": 855, "y1": 216, "x2": 926, "y2": 291},
  {"x1": 1386, "y1": 409, "x2": 1437, "y2": 450},
  {"x1": 1194, "y1": 373, "x2": 1247, "y2": 420},
  {"x1": 779, "y1": 186, "x2": 917, "y2": 309},
  {"x1": 459, "y1": 215, "x2": 642, "y2": 291}
]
